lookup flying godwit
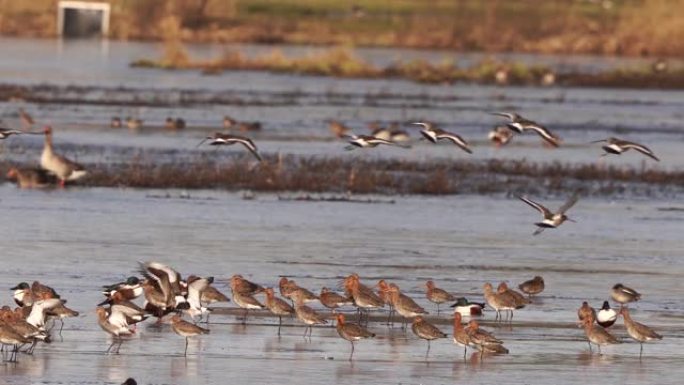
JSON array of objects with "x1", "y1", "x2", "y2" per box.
[
  {"x1": 411, "y1": 316, "x2": 447, "y2": 358},
  {"x1": 518, "y1": 193, "x2": 579, "y2": 235},
  {"x1": 491, "y1": 112, "x2": 560, "y2": 147},
  {"x1": 518, "y1": 276, "x2": 545, "y2": 297},
  {"x1": 40, "y1": 126, "x2": 87, "y2": 187},
  {"x1": 597, "y1": 301, "x2": 618, "y2": 328},
  {"x1": 291, "y1": 290, "x2": 327, "y2": 339},
  {"x1": 452, "y1": 312, "x2": 474, "y2": 359},
  {"x1": 264, "y1": 288, "x2": 295, "y2": 336},
  {"x1": 336, "y1": 313, "x2": 375, "y2": 361},
  {"x1": 425, "y1": 280, "x2": 456, "y2": 315},
  {"x1": 389, "y1": 284, "x2": 428, "y2": 330},
  {"x1": 197, "y1": 133, "x2": 263, "y2": 161},
  {"x1": 450, "y1": 297, "x2": 485, "y2": 317},
  {"x1": 483, "y1": 283, "x2": 518, "y2": 322},
  {"x1": 344, "y1": 134, "x2": 410, "y2": 150},
  {"x1": 619, "y1": 307, "x2": 662, "y2": 359},
  {"x1": 0, "y1": 126, "x2": 28, "y2": 139},
  {"x1": 611, "y1": 284, "x2": 641, "y2": 307},
  {"x1": 592, "y1": 137, "x2": 659, "y2": 161},
  {"x1": 412, "y1": 122, "x2": 472, "y2": 153},
  {"x1": 170, "y1": 314, "x2": 210, "y2": 356},
  {"x1": 581, "y1": 313, "x2": 620, "y2": 354}
]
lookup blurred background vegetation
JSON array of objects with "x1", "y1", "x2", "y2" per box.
[{"x1": 0, "y1": 0, "x2": 682, "y2": 57}]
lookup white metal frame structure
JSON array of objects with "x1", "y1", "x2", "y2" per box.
[{"x1": 57, "y1": 1, "x2": 111, "y2": 36}]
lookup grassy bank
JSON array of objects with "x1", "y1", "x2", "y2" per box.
[
  {"x1": 2, "y1": 156, "x2": 681, "y2": 197},
  {"x1": 1, "y1": 0, "x2": 684, "y2": 57},
  {"x1": 131, "y1": 46, "x2": 684, "y2": 89}
]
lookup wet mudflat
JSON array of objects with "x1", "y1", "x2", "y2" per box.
[{"x1": 0, "y1": 187, "x2": 683, "y2": 384}]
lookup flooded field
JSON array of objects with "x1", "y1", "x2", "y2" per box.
[
  {"x1": 1, "y1": 188, "x2": 683, "y2": 384},
  {"x1": 0, "y1": 38, "x2": 683, "y2": 384}
]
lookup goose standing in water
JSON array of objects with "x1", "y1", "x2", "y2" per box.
[{"x1": 40, "y1": 126, "x2": 87, "y2": 187}]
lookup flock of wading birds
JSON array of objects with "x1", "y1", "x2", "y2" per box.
[
  {"x1": 0, "y1": 264, "x2": 663, "y2": 364},
  {"x1": 0, "y1": 110, "x2": 664, "y2": 364}
]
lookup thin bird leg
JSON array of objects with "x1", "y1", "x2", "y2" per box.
[
  {"x1": 59, "y1": 319, "x2": 65, "y2": 341},
  {"x1": 277, "y1": 316, "x2": 282, "y2": 336},
  {"x1": 425, "y1": 340, "x2": 431, "y2": 358},
  {"x1": 349, "y1": 341, "x2": 355, "y2": 361},
  {"x1": 184, "y1": 337, "x2": 189, "y2": 357}
]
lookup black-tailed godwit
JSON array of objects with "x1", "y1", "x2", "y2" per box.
[
  {"x1": 425, "y1": 280, "x2": 456, "y2": 315},
  {"x1": 170, "y1": 314, "x2": 210, "y2": 356},
  {"x1": 592, "y1": 137, "x2": 659, "y2": 161},
  {"x1": 619, "y1": 307, "x2": 662, "y2": 359},
  {"x1": 336, "y1": 313, "x2": 375, "y2": 361},
  {"x1": 518, "y1": 276, "x2": 545, "y2": 297},
  {"x1": 411, "y1": 316, "x2": 447, "y2": 358},
  {"x1": 518, "y1": 193, "x2": 579, "y2": 235}
]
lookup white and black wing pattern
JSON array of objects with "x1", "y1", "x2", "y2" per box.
[
  {"x1": 558, "y1": 193, "x2": 580, "y2": 214},
  {"x1": 523, "y1": 124, "x2": 560, "y2": 147},
  {"x1": 518, "y1": 196, "x2": 553, "y2": 218},
  {"x1": 437, "y1": 132, "x2": 472, "y2": 153},
  {"x1": 617, "y1": 139, "x2": 659, "y2": 161}
]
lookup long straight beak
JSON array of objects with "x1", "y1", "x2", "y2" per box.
[
  {"x1": 566, "y1": 218, "x2": 577, "y2": 223},
  {"x1": 590, "y1": 139, "x2": 606, "y2": 143}
]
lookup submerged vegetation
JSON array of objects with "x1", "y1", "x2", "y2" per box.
[
  {"x1": 131, "y1": 45, "x2": 684, "y2": 89},
  {"x1": 2, "y1": 1, "x2": 684, "y2": 57}
]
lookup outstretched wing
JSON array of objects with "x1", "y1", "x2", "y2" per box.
[
  {"x1": 437, "y1": 132, "x2": 472, "y2": 154},
  {"x1": 618, "y1": 140, "x2": 659, "y2": 161},
  {"x1": 518, "y1": 195, "x2": 552, "y2": 217},
  {"x1": 524, "y1": 124, "x2": 560, "y2": 147},
  {"x1": 558, "y1": 193, "x2": 580, "y2": 214}
]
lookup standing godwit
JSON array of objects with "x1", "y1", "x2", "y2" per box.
[
  {"x1": 96, "y1": 306, "x2": 134, "y2": 354},
  {"x1": 200, "y1": 285, "x2": 230, "y2": 323},
  {"x1": 491, "y1": 112, "x2": 560, "y2": 147},
  {"x1": 377, "y1": 279, "x2": 395, "y2": 325},
  {"x1": 483, "y1": 283, "x2": 517, "y2": 322},
  {"x1": 497, "y1": 282, "x2": 530, "y2": 308},
  {"x1": 518, "y1": 193, "x2": 579, "y2": 235},
  {"x1": 264, "y1": 288, "x2": 295, "y2": 336},
  {"x1": 577, "y1": 302, "x2": 597, "y2": 323},
  {"x1": 0, "y1": 320, "x2": 31, "y2": 362},
  {"x1": 40, "y1": 126, "x2": 87, "y2": 187},
  {"x1": 487, "y1": 125, "x2": 514, "y2": 147},
  {"x1": 319, "y1": 287, "x2": 353, "y2": 311},
  {"x1": 466, "y1": 320, "x2": 509, "y2": 355},
  {"x1": 329, "y1": 120, "x2": 350, "y2": 138},
  {"x1": 452, "y1": 312, "x2": 473, "y2": 359},
  {"x1": 619, "y1": 307, "x2": 662, "y2": 359},
  {"x1": 6, "y1": 167, "x2": 55, "y2": 189},
  {"x1": 597, "y1": 301, "x2": 618, "y2": 328},
  {"x1": 278, "y1": 278, "x2": 318, "y2": 305},
  {"x1": 291, "y1": 290, "x2": 327, "y2": 339},
  {"x1": 581, "y1": 313, "x2": 620, "y2": 354},
  {"x1": 450, "y1": 297, "x2": 485, "y2": 317},
  {"x1": 197, "y1": 133, "x2": 263, "y2": 161},
  {"x1": 389, "y1": 284, "x2": 428, "y2": 330},
  {"x1": 344, "y1": 274, "x2": 384, "y2": 324},
  {"x1": 170, "y1": 314, "x2": 210, "y2": 356},
  {"x1": 19, "y1": 108, "x2": 34, "y2": 128},
  {"x1": 231, "y1": 291, "x2": 265, "y2": 325},
  {"x1": 592, "y1": 137, "x2": 659, "y2": 161},
  {"x1": 0, "y1": 309, "x2": 49, "y2": 355},
  {"x1": 231, "y1": 275, "x2": 265, "y2": 296},
  {"x1": 336, "y1": 313, "x2": 375, "y2": 361},
  {"x1": 425, "y1": 280, "x2": 456, "y2": 315},
  {"x1": 411, "y1": 316, "x2": 447, "y2": 358},
  {"x1": 412, "y1": 122, "x2": 472, "y2": 153},
  {"x1": 611, "y1": 284, "x2": 641, "y2": 307},
  {"x1": 518, "y1": 276, "x2": 545, "y2": 297}
]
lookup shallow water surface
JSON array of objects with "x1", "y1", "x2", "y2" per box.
[{"x1": 0, "y1": 187, "x2": 682, "y2": 384}]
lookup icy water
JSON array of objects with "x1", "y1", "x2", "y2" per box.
[
  {"x1": 0, "y1": 38, "x2": 682, "y2": 384},
  {"x1": 0, "y1": 188, "x2": 683, "y2": 384}
]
